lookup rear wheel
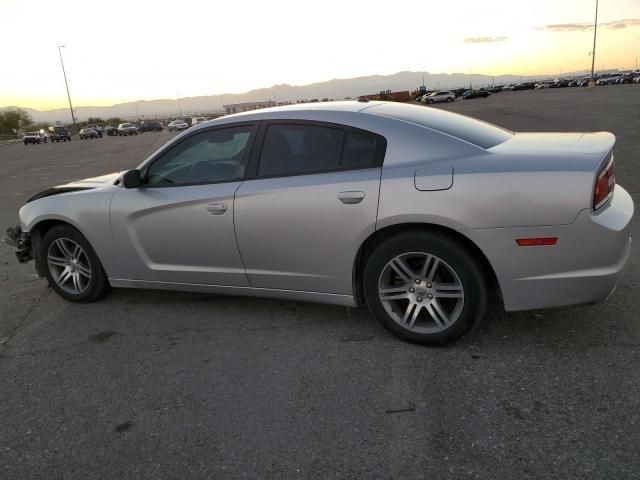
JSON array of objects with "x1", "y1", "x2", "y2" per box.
[
  {"x1": 43, "y1": 225, "x2": 109, "y2": 302},
  {"x1": 363, "y1": 231, "x2": 488, "y2": 345}
]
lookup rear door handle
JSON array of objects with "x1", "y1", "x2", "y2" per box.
[
  {"x1": 338, "y1": 191, "x2": 365, "y2": 204},
  {"x1": 206, "y1": 203, "x2": 227, "y2": 215}
]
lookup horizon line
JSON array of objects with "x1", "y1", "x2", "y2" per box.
[{"x1": 4, "y1": 66, "x2": 631, "y2": 113}]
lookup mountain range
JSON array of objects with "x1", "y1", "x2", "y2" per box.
[{"x1": 17, "y1": 69, "x2": 598, "y2": 123}]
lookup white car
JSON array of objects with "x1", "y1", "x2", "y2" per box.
[
  {"x1": 168, "y1": 120, "x2": 189, "y2": 132},
  {"x1": 421, "y1": 91, "x2": 455, "y2": 104},
  {"x1": 191, "y1": 117, "x2": 208, "y2": 126},
  {"x1": 4, "y1": 101, "x2": 633, "y2": 346}
]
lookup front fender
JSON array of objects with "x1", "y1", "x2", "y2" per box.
[{"x1": 19, "y1": 188, "x2": 118, "y2": 277}]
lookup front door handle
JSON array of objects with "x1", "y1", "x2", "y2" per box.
[
  {"x1": 338, "y1": 191, "x2": 365, "y2": 204},
  {"x1": 206, "y1": 203, "x2": 227, "y2": 215}
]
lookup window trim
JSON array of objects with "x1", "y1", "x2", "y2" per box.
[
  {"x1": 245, "y1": 119, "x2": 387, "y2": 180},
  {"x1": 138, "y1": 122, "x2": 259, "y2": 188}
]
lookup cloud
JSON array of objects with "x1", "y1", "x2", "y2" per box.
[
  {"x1": 463, "y1": 36, "x2": 508, "y2": 44},
  {"x1": 539, "y1": 18, "x2": 640, "y2": 32},
  {"x1": 538, "y1": 23, "x2": 592, "y2": 32},
  {"x1": 600, "y1": 18, "x2": 640, "y2": 29}
]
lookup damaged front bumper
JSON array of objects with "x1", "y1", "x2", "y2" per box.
[{"x1": 2, "y1": 225, "x2": 33, "y2": 263}]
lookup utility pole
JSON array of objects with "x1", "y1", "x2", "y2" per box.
[
  {"x1": 57, "y1": 45, "x2": 77, "y2": 131},
  {"x1": 589, "y1": 0, "x2": 599, "y2": 87}
]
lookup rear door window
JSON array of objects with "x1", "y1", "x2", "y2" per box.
[{"x1": 257, "y1": 123, "x2": 385, "y2": 177}]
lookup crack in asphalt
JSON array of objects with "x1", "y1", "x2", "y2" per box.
[{"x1": 0, "y1": 287, "x2": 49, "y2": 351}]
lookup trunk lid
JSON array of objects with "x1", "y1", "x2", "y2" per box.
[{"x1": 491, "y1": 132, "x2": 616, "y2": 158}]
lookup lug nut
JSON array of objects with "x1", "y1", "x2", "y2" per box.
[
  {"x1": 426, "y1": 283, "x2": 432, "y2": 288},
  {"x1": 409, "y1": 287, "x2": 415, "y2": 293},
  {"x1": 427, "y1": 294, "x2": 434, "y2": 299},
  {"x1": 417, "y1": 297, "x2": 423, "y2": 302},
  {"x1": 415, "y1": 279, "x2": 421, "y2": 284}
]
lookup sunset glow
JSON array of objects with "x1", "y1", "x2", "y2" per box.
[{"x1": 1, "y1": 0, "x2": 639, "y2": 110}]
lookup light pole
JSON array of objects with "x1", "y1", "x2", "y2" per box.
[
  {"x1": 589, "y1": 0, "x2": 599, "y2": 87},
  {"x1": 57, "y1": 45, "x2": 77, "y2": 131}
]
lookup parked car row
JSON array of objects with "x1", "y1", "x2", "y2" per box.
[
  {"x1": 22, "y1": 126, "x2": 71, "y2": 145},
  {"x1": 462, "y1": 71, "x2": 640, "y2": 95},
  {"x1": 416, "y1": 88, "x2": 491, "y2": 104},
  {"x1": 595, "y1": 72, "x2": 640, "y2": 85},
  {"x1": 20, "y1": 116, "x2": 215, "y2": 145}
]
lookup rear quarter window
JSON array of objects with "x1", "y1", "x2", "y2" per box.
[{"x1": 366, "y1": 102, "x2": 513, "y2": 149}]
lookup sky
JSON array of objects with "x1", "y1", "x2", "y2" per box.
[{"x1": 1, "y1": 0, "x2": 639, "y2": 110}]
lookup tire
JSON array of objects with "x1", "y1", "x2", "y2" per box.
[
  {"x1": 363, "y1": 231, "x2": 488, "y2": 346},
  {"x1": 446, "y1": 97, "x2": 453, "y2": 102},
  {"x1": 427, "y1": 99, "x2": 434, "y2": 104},
  {"x1": 42, "y1": 225, "x2": 110, "y2": 302},
  {"x1": 24, "y1": 141, "x2": 28, "y2": 145}
]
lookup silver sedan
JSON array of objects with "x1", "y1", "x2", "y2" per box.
[{"x1": 4, "y1": 101, "x2": 634, "y2": 345}]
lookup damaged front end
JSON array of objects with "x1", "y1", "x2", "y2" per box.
[{"x1": 3, "y1": 225, "x2": 33, "y2": 263}]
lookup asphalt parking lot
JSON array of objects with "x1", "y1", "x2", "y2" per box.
[{"x1": 1, "y1": 86, "x2": 639, "y2": 479}]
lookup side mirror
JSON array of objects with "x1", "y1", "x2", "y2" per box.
[{"x1": 122, "y1": 170, "x2": 142, "y2": 189}]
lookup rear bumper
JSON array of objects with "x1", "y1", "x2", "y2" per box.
[{"x1": 470, "y1": 186, "x2": 634, "y2": 311}]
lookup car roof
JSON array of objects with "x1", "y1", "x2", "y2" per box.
[
  {"x1": 186, "y1": 101, "x2": 511, "y2": 150},
  {"x1": 228, "y1": 100, "x2": 381, "y2": 117}
]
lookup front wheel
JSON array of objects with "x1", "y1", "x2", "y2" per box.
[
  {"x1": 42, "y1": 225, "x2": 110, "y2": 302},
  {"x1": 363, "y1": 231, "x2": 488, "y2": 345},
  {"x1": 446, "y1": 97, "x2": 453, "y2": 102}
]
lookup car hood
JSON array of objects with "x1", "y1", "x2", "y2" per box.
[
  {"x1": 56, "y1": 171, "x2": 123, "y2": 189},
  {"x1": 26, "y1": 172, "x2": 123, "y2": 204}
]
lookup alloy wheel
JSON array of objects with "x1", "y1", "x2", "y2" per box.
[
  {"x1": 378, "y1": 252, "x2": 464, "y2": 333},
  {"x1": 47, "y1": 238, "x2": 92, "y2": 294}
]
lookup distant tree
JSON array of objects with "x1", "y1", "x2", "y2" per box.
[
  {"x1": 0, "y1": 107, "x2": 33, "y2": 135},
  {"x1": 105, "y1": 117, "x2": 124, "y2": 126},
  {"x1": 87, "y1": 117, "x2": 104, "y2": 124}
]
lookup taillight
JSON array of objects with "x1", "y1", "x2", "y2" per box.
[{"x1": 593, "y1": 154, "x2": 615, "y2": 210}]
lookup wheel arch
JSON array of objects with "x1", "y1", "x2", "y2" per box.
[
  {"x1": 29, "y1": 218, "x2": 81, "y2": 277},
  {"x1": 353, "y1": 222, "x2": 502, "y2": 306}
]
